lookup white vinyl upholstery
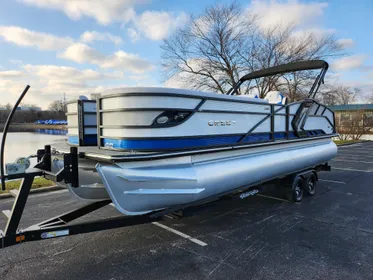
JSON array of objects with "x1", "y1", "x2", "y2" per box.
[{"x1": 265, "y1": 91, "x2": 287, "y2": 105}]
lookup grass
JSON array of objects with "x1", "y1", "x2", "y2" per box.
[
  {"x1": 333, "y1": 139, "x2": 361, "y2": 146},
  {"x1": 0, "y1": 177, "x2": 55, "y2": 194}
]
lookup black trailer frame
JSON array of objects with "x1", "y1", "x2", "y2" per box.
[{"x1": 0, "y1": 143, "x2": 331, "y2": 249}]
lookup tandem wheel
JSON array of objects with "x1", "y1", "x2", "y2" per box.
[
  {"x1": 284, "y1": 175, "x2": 304, "y2": 202},
  {"x1": 304, "y1": 173, "x2": 317, "y2": 196}
]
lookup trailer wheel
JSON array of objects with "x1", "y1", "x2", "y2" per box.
[
  {"x1": 291, "y1": 176, "x2": 304, "y2": 202},
  {"x1": 304, "y1": 173, "x2": 317, "y2": 196}
]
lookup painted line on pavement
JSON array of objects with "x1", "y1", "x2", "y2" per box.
[
  {"x1": 319, "y1": 179, "x2": 346, "y2": 184},
  {"x1": 337, "y1": 153, "x2": 373, "y2": 158},
  {"x1": 332, "y1": 159, "x2": 373, "y2": 164},
  {"x1": 108, "y1": 203, "x2": 208, "y2": 246},
  {"x1": 31, "y1": 189, "x2": 68, "y2": 198},
  {"x1": 256, "y1": 194, "x2": 290, "y2": 203},
  {"x1": 338, "y1": 144, "x2": 363, "y2": 148},
  {"x1": 152, "y1": 222, "x2": 208, "y2": 246},
  {"x1": 2, "y1": 210, "x2": 11, "y2": 219},
  {"x1": 333, "y1": 167, "x2": 373, "y2": 173}
]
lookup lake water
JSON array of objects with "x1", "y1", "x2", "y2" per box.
[{"x1": 0, "y1": 130, "x2": 67, "y2": 173}]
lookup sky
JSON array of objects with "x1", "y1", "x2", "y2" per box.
[{"x1": 0, "y1": 0, "x2": 372, "y2": 109}]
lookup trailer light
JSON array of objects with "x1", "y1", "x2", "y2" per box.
[{"x1": 16, "y1": 235, "x2": 25, "y2": 243}]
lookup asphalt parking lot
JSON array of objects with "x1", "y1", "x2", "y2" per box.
[{"x1": 1, "y1": 142, "x2": 373, "y2": 280}]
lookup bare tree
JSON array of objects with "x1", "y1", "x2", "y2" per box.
[
  {"x1": 48, "y1": 100, "x2": 66, "y2": 113},
  {"x1": 162, "y1": 2, "x2": 343, "y2": 99},
  {"x1": 363, "y1": 89, "x2": 373, "y2": 104},
  {"x1": 336, "y1": 109, "x2": 373, "y2": 140},
  {"x1": 321, "y1": 85, "x2": 358, "y2": 105},
  {"x1": 162, "y1": 3, "x2": 257, "y2": 94}
]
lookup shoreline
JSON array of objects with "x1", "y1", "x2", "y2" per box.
[{"x1": 0, "y1": 123, "x2": 67, "y2": 130}]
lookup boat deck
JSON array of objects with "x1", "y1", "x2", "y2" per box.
[{"x1": 53, "y1": 134, "x2": 337, "y2": 162}]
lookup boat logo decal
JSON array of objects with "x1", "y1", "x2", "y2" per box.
[
  {"x1": 208, "y1": 120, "x2": 236, "y2": 126},
  {"x1": 239, "y1": 189, "x2": 259, "y2": 199},
  {"x1": 41, "y1": 230, "x2": 69, "y2": 239}
]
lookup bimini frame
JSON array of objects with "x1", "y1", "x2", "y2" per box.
[{"x1": 227, "y1": 60, "x2": 329, "y2": 99}]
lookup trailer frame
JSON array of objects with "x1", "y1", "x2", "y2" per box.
[{"x1": 0, "y1": 144, "x2": 331, "y2": 249}]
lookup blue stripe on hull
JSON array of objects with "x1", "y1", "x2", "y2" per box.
[
  {"x1": 101, "y1": 132, "x2": 308, "y2": 150},
  {"x1": 68, "y1": 136, "x2": 79, "y2": 145},
  {"x1": 68, "y1": 135, "x2": 97, "y2": 146},
  {"x1": 102, "y1": 135, "x2": 243, "y2": 150}
]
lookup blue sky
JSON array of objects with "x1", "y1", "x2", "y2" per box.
[{"x1": 0, "y1": 0, "x2": 372, "y2": 108}]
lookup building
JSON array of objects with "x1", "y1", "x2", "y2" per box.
[{"x1": 328, "y1": 104, "x2": 373, "y2": 128}]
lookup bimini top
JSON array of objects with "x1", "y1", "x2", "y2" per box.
[{"x1": 240, "y1": 60, "x2": 329, "y2": 82}]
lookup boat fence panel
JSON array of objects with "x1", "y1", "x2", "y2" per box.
[
  {"x1": 101, "y1": 111, "x2": 163, "y2": 126},
  {"x1": 200, "y1": 100, "x2": 270, "y2": 114},
  {"x1": 100, "y1": 96, "x2": 201, "y2": 110},
  {"x1": 66, "y1": 99, "x2": 97, "y2": 146},
  {"x1": 274, "y1": 105, "x2": 286, "y2": 114},
  {"x1": 316, "y1": 105, "x2": 326, "y2": 116},
  {"x1": 308, "y1": 103, "x2": 319, "y2": 115},
  {"x1": 289, "y1": 103, "x2": 301, "y2": 114},
  {"x1": 274, "y1": 115, "x2": 286, "y2": 131},
  {"x1": 323, "y1": 109, "x2": 334, "y2": 124}
]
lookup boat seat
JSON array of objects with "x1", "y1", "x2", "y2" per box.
[{"x1": 265, "y1": 91, "x2": 287, "y2": 105}]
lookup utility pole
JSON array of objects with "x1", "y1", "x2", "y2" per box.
[{"x1": 63, "y1": 92, "x2": 66, "y2": 113}]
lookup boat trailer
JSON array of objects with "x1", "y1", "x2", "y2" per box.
[{"x1": 0, "y1": 144, "x2": 331, "y2": 249}]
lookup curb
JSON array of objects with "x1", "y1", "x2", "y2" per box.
[
  {"x1": 335, "y1": 140, "x2": 369, "y2": 147},
  {"x1": 0, "y1": 185, "x2": 66, "y2": 200}
]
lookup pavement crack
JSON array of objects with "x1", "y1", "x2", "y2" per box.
[{"x1": 50, "y1": 240, "x2": 86, "y2": 257}]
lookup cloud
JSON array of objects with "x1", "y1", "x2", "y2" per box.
[
  {"x1": 0, "y1": 26, "x2": 73, "y2": 50},
  {"x1": 59, "y1": 43, "x2": 153, "y2": 73},
  {"x1": 249, "y1": 0, "x2": 328, "y2": 30},
  {"x1": 292, "y1": 28, "x2": 335, "y2": 39},
  {"x1": 9, "y1": 59, "x2": 23, "y2": 65},
  {"x1": 337, "y1": 38, "x2": 355, "y2": 49},
  {"x1": 0, "y1": 65, "x2": 125, "y2": 108},
  {"x1": 332, "y1": 55, "x2": 368, "y2": 71},
  {"x1": 20, "y1": 0, "x2": 142, "y2": 25},
  {"x1": 132, "y1": 11, "x2": 189, "y2": 41},
  {"x1": 58, "y1": 43, "x2": 105, "y2": 64},
  {"x1": 23, "y1": 64, "x2": 123, "y2": 80},
  {"x1": 0, "y1": 70, "x2": 26, "y2": 78},
  {"x1": 80, "y1": 31, "x2": 123, "y2": 45},
  {"x1": 127, "y1": 28, "x2": 140, "y2": 42}
]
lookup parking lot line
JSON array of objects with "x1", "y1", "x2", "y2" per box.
[
  {"x1": 319, "y1": 179, "x2": 346, "y2": 184},
  {"x1": 108, "y1": 203, "x2": 208, "y2": 246},
  {"x1": 1, "y1": 210, "x2": 11, "y2": 218},
  {"x1": 337, "y1": 153, "x2": 373, "y2": 158},
  {"x1": 333, "y1": 167, "x2": 373, "y2": 173},
  {"x1": 338, "y1": 144, "x2": 363, "y2": 148},
  {"x1": 332, "y1": 159, "x2": 373, "y2": 164},
  {"x1": 152, "y1": 222, "x2": 208, "y2": 246},
  {"x1": 256, "y1": 194, "x2": 290, "y2": 203}
]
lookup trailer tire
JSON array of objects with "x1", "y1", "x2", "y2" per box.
[
  {"x1": 284, "y1": 176, "x2": 304, "y2": 202},
  {"x1": 304, "y1": 173, "x2": 317, "y2": 196},
  {"x1": 293, "y1": 176, "x2": 304, "y2": 202}
]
